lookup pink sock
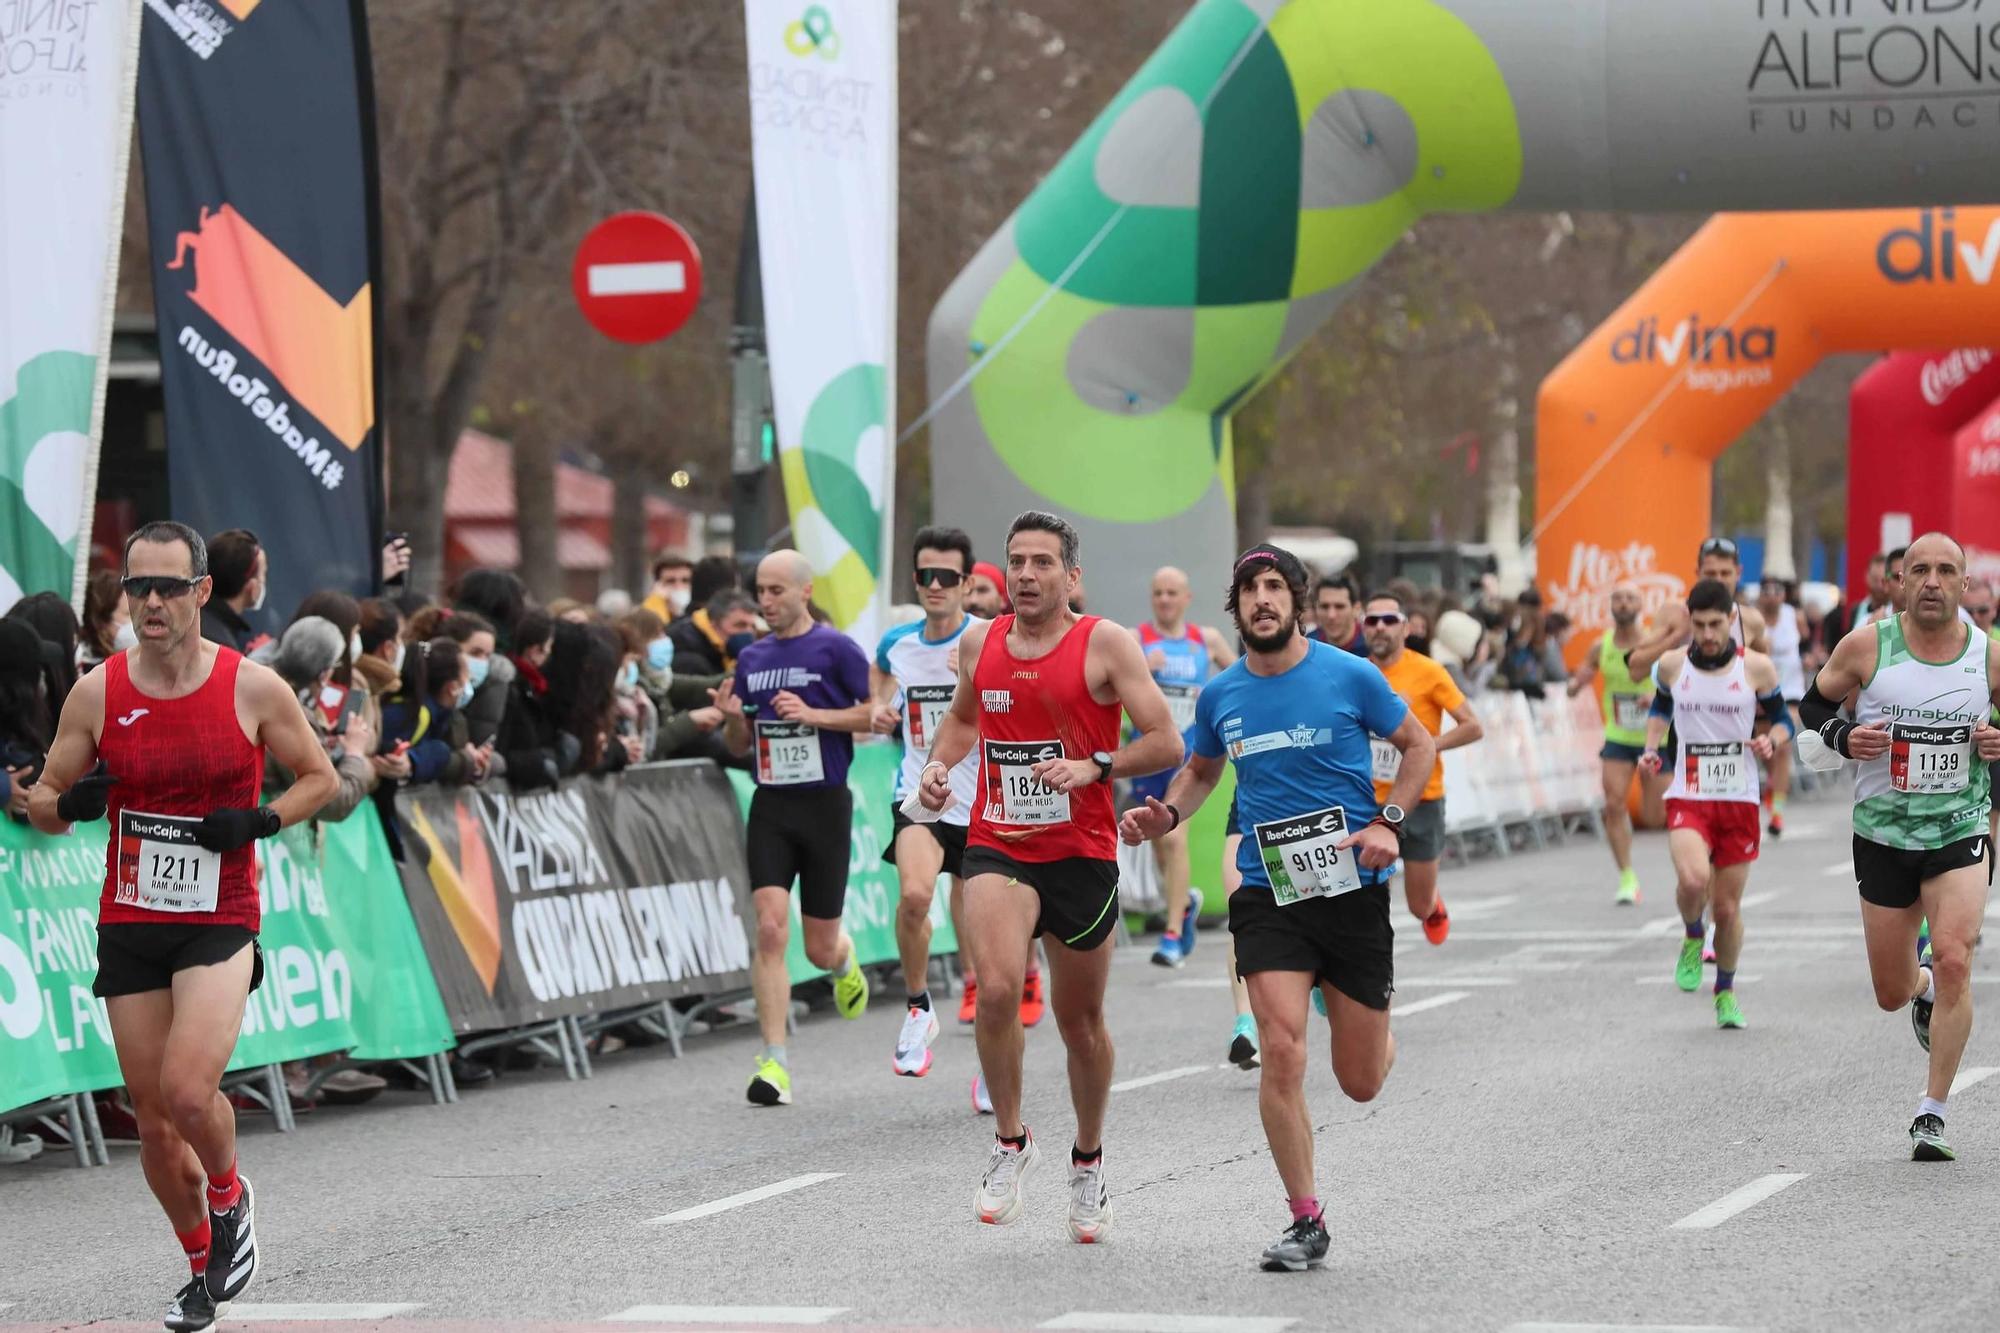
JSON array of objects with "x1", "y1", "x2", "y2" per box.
[{"x1": 1288, "y1": 1195, "x2": 1320, "y2": 1223}]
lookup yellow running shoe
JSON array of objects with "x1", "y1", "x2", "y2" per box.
[
  {"x1": 833, "y1": 959, "x2": 870, "y2": 1019},
  {"x1": 747, "y1": 1056, "x2": 792, "y2": 1106}
]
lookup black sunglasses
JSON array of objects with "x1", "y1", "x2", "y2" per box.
[
  {"x1": 1699, "y1": 538, "x2": 1739, "y2": 560},
  {"x1": 121, "y1": 575, "x2": 202, "y2": 600},
  {"x1": 914, "y1": 568, "x2": 965, "y2": 589},
  {"x1": 1363, "y1": 613, "x2": 1405, "y2": 627}
]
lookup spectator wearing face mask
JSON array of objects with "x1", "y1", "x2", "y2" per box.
[
  {"x1": 281, "y1": 589, "x2": 364, "y2": 735},
  {"x1": 349, "y1": 597, "x2": 405, "y2": 738},
  {"x1": 0, "y1": 619, "x2": 54, "y2": 824},
  {"x1": 417, "y1": 608, "x2": 502, "y2": 779},
  {"x1": 77, "y1": 569, "x2": 134, "y2": 670},
  {"x1": 617, "y1": 607, "x2": 726, "y2": 760},
  {"x1": 263, "y1": 616, "x2": 377, "y2": 820},
  {"x1": 201, "y1": 527, "x2": 270, "y2": 653},
  {"x1": 642, "y1": 554, "x2": 695, "y2": 624},
  {"x1": 496, "y1": 609, "x2": 561, "y2": 789},
  {"x1": 376, "y1": 637, "x2": 484, "y2": 786},
  {"x1": 669, "y1": 587, "x2": 759, "y2": 677}
]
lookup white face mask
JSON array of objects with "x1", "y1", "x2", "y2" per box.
[
  {"x1": 112, "y1": 620, "x2": 139, "y2": 652},
  {"x1": 390, "y1": 640, "x2": 407, "y2": 675},
  {"x1": 350, "y1": 630, "x2": 364, "y2": 663},
  {"x1": 667, "y1": 586, "x2": 691, "y2": 614}
]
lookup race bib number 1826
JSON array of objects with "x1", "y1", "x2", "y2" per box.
[{"x1": 985, "y1": 740, "x2": 1070, "y2": 825}]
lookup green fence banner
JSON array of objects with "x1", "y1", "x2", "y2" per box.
[
  {"x1": 0, "y1": 805, "x2": 453, "y2": 1116},
  {"x1": 728, "y1": 741, "x2": 960, "y2": 984}
]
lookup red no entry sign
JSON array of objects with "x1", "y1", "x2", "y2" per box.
[{"x1": 571, "y1": 211, "x2": 703, "y2": 345}]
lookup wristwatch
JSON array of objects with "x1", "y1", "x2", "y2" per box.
[
  {"x1": 1374, "y1": 803, "x2": 1407, "y2": 841},
  {"x1": 1091, "y1": 750, "x2": 1114, "y2": 784}
]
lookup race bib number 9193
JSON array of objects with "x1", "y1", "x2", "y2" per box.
[{"x1": 1253, "y1": 805, "x2": 1362, "y2": 906}]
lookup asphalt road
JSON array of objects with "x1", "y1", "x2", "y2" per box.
[{"x1": 6, "y1": 790, "x2": 1999, "y2": 1333}]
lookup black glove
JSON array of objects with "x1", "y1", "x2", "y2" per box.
[
  {"x1": 55, "y1": 761, "x2": 117, "y2": 824},
  {"x1": 191, "y1": 806, "x2": 281, "y2": 852}
]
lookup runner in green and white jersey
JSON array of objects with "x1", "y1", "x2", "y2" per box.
[
  {"x1": 1567, "y1": 581, "x2": 1654, "y2": 904},
  {"x1": 1803, "y1": 533, "x2": 2000, "y2": 1162}
]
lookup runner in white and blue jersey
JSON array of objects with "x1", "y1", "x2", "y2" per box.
[
  {"x1": 1132, "y1": 566, "x2": 1235, "y2": 968},
  {"x1": 1122, "y1": 544, "x2": 1435, "y2": 1273}
]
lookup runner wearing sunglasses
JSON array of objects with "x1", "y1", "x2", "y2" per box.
[
  {"x1": 1361, "y1": 592, "x2": 1483, "y2": 945},
  {"x1": 30, "y1": 522, "x2": 337, "y2": 1332}
]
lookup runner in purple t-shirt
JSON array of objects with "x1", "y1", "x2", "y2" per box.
[{"x1": 716, "y1": 549, "x2": 875, "y2": 1107}]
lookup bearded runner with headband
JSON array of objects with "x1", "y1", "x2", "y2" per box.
[
  {"x1": 918, "y1": 510, "x2": 1181, "y2": 1244},
  {"x1": 1802, "y1": 532, "x2": 2000, "y2": 1163},
  {"x1": 1123, "y1": 544, "x2": 1434, "y2": 1273},
  {"x1": 1638, "y1": 580, "x2": 1784, "y2": 1032},
  {"x1": 31, "y1": 522, "x2": 337, "y2": 1333}
]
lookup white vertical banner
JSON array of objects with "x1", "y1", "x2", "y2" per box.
[
  {"x1": 0, "y1": 0, "x2": 140, "y2": 613},
  {"x1": 746, "y1": 0, "x2": 896, "y2": 650}
]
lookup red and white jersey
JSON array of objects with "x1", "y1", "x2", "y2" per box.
[{"x1": 1664, "y1": 652, "x2": 1759, "y2": 806}]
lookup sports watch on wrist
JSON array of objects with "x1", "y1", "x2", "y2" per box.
[
  {"x1": 1091, "y1": 750, "x2": 1114, "y2": 784},
  {"x1": 1375, "y1": 803, "x2": 1407, "y2": 841}
]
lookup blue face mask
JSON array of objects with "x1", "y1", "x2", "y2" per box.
[
  {"x1": 646, "y1": 636, "x2": 673, "y2": 672},
  {"x1": 465, "y1": 655, "x2": 491, "y2": 692},
  {"x1": 619, "y1": 661, "x2": 639, "y2": 690},
  {"x1": 725, "y1": 631, "x2": 756, "y2": 659}
]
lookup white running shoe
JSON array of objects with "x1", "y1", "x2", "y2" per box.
[
  {"x1": 975, "y1": 1131, "x2": 1038, "y2": 1225},
  {"x1": 971, "y1": 1071, "x2": 993, "y2": 1115},
  {"x1": 1067, "y1": 1157, "x2": 1114, "y2": 1243},
  {"x1": 893, "y1": 1004, "x2": 940, "y2": 1077}
]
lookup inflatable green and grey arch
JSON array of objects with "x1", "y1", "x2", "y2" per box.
[{"x1": 927, "y1": 0, "x2": 2000, "y2": 621}]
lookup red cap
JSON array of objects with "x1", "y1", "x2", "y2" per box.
[{"x1": 972, "y1": 561, "x2": 1010, "y2": 611}]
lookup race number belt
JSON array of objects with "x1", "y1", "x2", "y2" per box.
[
  {"x1": 1370, "y1": 738, "x2": 1402, "y2": 784},
  {"x1": 1683, "y1": 741, "x2": 1748, "y2": 798},
  {"x1": 1160, "y1": 682, "x2": 1200, "y2": 733},
  {"x1": 755, "y1": 719, "x2": 825, "y2": 785},
  {"x1": 904, "y1": 683, "x2": 955, "y2": 754},
  {"x1": 114, "y1": 810, "x2": 220, "y2": 914},
  {"x1": 1253, "y1": 805, "x2": 1362, "y2": 906},
  {"x1": 1890, "y1": 723, "x2": 1972, "y2": 795},
  {"x1": 984, "y1": 739, "x2": 1069, "y2": 825},
  {"x1": 1612, "y1": 693, "x2": 1649, "y2": 732}
]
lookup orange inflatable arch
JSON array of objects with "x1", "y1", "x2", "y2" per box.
[{"x1": 1537, "y1": 206, "x2": 2000, "y2": 663}]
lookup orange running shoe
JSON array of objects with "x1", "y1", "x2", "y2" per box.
[
  {"x1": 957, "y1": 977, "x2": 978, "y2": 1026},
  {"x1": 1020, "y1": 971, "x2": 1045, "y2": 1027},
  {"x1": 1422, "y1": 902, "x2": 1450, "y2": 946}
]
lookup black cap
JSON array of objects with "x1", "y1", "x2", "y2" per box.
[{"x1": 1232, "y1": 544, "x2": 1310, "y2": 590}]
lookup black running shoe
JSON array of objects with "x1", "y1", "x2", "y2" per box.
[
  {"x1": 204, "y1": 1177, "x2": 257, "y2": 1302},
  {"x1": 1911, "y1": 1113, "x2": 1955, "y2": 1162},
  {"x1": 164, "y1": 1274, "x2": 219, "y2": 1331},
  {"x1": 1228, "y1": 1032, "x2": 1260, "y2": 1070},
  {"x1": 1259, "y1": 1212, "x2": 1330, "y2": 1272}
]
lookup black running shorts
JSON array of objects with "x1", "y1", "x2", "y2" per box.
[
  {"x1": 94, "y1": 924, "x2": 264, "y2": 1000},
  {"x1": 746, "y1": 785, "x2": 854, "y2": 920},
  {"x1": 882, "y1": 811, "x2": 968, "y2": 879},
  {"x1": 1230, "y1": 883, "x2": 1393, "y2": 1011},
  {"x1": 1853, "y1": 832, "x2": 1992, "y2": 910},
  {"x1": 961, "y1": 845, "x2": 1121, "y2": 950}
]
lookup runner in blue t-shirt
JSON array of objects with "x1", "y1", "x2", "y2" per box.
[
  {"x1": 717, "y1": 549, "x2": 876, "y2": 1109},
  {"x1": 1120, "y1": 544, "x2": 1435, "y2": 1274}
]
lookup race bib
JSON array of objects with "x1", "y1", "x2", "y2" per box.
[
  {"x1": 1161, "y1": 682, "x2": 1200, "y2": 734},
  {"x1": 755, "y1": 720, "x2": 825, "y2": 785},
  {"x1": 1891, "y1": 723, "x2": 1972, "y2": 795},
  {"x1": 1612, "y1": 693, "x2": 1648, "y2": 732},
  {"x1": 1370, "y1": 738, "x2": 1402, "y2": 785},
  {"x1": 1253, "y1": 805, "x2": 1363, "y2": 907},
  {"x1": 984, "y1": 739, "x2": 1070, "y2": 825},
  {"x1": 1683, "y1": 741, "x2": 1748, "y2": 798},
  {"x1": 114, "y1": 811, "x2": 220, "y2": 914},
  {"x1": 904, "y1": 683, "x2": 955, "y2": 755}
]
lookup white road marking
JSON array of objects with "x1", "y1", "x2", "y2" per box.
[
  {"x1": 1669, "y1": 1172, "x2": 1808, "y2": 1229},
  {"x1": 1395, "y1": 990, "x2": 1470, "y2": 1015},
  {"x1": 226, "y1": 1306, "x2": 424, "y2": 1321},
  {"x1": 1821, "y1": 861, "x2": 1853, "y2": 878},
  {"x1": 1396, "y1": 975, "x2": 1517, "y2": 987},
  {"x1": 1635, "y1": 974, "x2": 1761, "y2": 985},
  {"x1": 1042, "y1": 1315, "x2": 1296, "y2": 1333},
  {"x1": 1166, "y1": 977, "x2": 1232, "y2": 989},
  {"x1": 1502, "y1": 1324, "x2": 1763, "y2": 1332},
  {"x1": 1737, "y1": 889, "x2": 1786, "y2": 908},
  {"x1": 1447, "y1": 893, "x2": 1520, "y2": 916},
  {"x1": 644, "y1": 1172, "x2": 842, "y2": 1224},
  {"x1": 606, "y1": 1307, "x2": 847, "y2": 1325},
  {"x1": 587, "y1": 260, "x2": 686, "y2": 297},
  {"x1": 1779, "y1": 821, "x2": 1826, "y2": 839},
  {"x1": 1111, "y1": 1065, "x2": 1213, "y2": 1093},
  {"x1": 1950, "y1": 1066, "x2": 2000, "y2": 1096}
]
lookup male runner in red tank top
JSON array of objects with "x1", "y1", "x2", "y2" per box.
[
  {"x1": 32, "y1": 522, "x2": 336, "y2": 1333},
  {"x1": 918, "y1": 510, "x2": 1182, "y2": 1242}
]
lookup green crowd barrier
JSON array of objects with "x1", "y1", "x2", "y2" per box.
[
  {"x1": 727, "y1": 742, "x2": 960, "y2": 984},
  {"x1": 0, "y1": 805, "x2": 455, "y2": 1117}
]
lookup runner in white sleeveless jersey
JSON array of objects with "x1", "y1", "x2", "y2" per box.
[
  {"x1": 1802, "y1": 533, "x2": 2000, "y2": 1162},
  {"x1": 1757, "y1": 575, "x2": 1808, "y2": 837},
  {"x1": 1639, "y1": 580, "x2": 1783, "y2": 1031}
]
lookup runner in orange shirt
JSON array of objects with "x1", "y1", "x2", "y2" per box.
[{"x1": 1363, "y1": 592, "x2": 1484, "y2": 945}]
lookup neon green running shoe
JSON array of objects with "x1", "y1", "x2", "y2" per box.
[
  {"x1": 833, "y1": 960, "x2": 870, "y2": 1019},
  {"x1": 1714, "y1": 991, "x2": 1746, "y2": 1029},
  {"x1": 1616, "y1": 868, "x2": 1640, "y2": 905},
  {"x1": 1675, "y1": 938, "x2": 1703, "y2": 992},
  {"x1": 747, "y1": 1056, "x2": 792, "y2": 1106}
]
